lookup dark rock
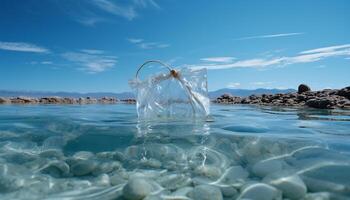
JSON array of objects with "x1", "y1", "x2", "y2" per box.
[
  {"x1": 337, "y1": 87, "x2": 350, "y2": 99},
  {"x1": 298, "y1": 84, "x2": 311, "y2": 94},
  {"x1": 306, "y1": 98, "x2": 334, "y2": 109}
]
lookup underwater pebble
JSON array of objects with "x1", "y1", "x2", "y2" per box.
[
  {"x1": 40, "y1": 160, "x2": 70, "y2": 178},
  {"x1": 157, "y1": 174, "x2": 192, "y2": 190},
  {"x1": 219, "y1": 185, "x2": 238, "y2": 197},
  {"x1": 92, "y1": 161, "x2": 121, "y2": 176},
  {"x1": 191, "y1": 185, "x2": 223, "y2": 200},
  {"x1": 39, "y1": 149, "x2": 64, "y2": 159},
  {"x1": 123, "y1": 178, "x2": 153, "y2": 200},
  {"x1": 0, "y1": 174, "x2": 24, "y2": 193},
  {"x1": 110, "y1": 173, "x2": 127, "y2": 185},
  {"x1": 302, "y1": 192, "x2": 331, "y2": 200},
  {"x1": 94, "y1": 174, "x2": 110, "y2": 186},
  {"x1": 140, "y1": 158, "x2": 162, "y2": 169},
  {"x1": 252, "y1": 159, "x2": 284, "y2": 178},
  {"x1": 194, "y1": 165, "x2": 222, "y2": 179},
  {"x1": 222, "y1": 166, "x2": 249, "y2": 184},
  {"x1": 73, "y1": 151, "x2": 95, "y2": 160},
  {"x1": 264, "y1": 171, "x2": 307, "y2": 200},
  {"x1": 237, "y1": 182, "x2": 282, "y2": 200},
  {"x1": 71, "y1": 160, "x2": 97, "y2": 176},
  {"x1": 171, "y1": 186, "x2": 194, "y2": 197}
]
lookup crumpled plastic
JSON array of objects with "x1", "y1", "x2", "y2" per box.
[{"x1": 129, "y1": 68, "x2": 210, "y2": 120}]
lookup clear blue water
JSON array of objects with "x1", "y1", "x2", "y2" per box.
[{"x1": 0, "y1": 104, "x2": 350, "y2": 199}]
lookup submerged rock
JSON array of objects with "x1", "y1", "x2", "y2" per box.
[
  {"x1": 40, "y1": 161, "x2": 70, "y2": 178},
  {"x1": 191, "y1": 185, "x2": 223, "y2": 200},
  {"x1": 263, "y1": 171, "x2": 307, "y2": 200},
  {"x1": 70, "y1": 160, "x2": 97, "y2": 176},
  {"x1": 123, "y1": 178, "x2": 153, "y2": 200},
  {"x1": 237, "y1": 182, "x2": 282, "y2": 200},
  {"x1": 252, "y1": 159, "x2": 284, "y2": 178}
]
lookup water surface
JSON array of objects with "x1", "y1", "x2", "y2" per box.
[{"x1": 0, "y1": 104, "x2": 350, "y2": 199}]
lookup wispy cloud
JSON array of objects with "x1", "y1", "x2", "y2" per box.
[
  {"x1": 80, "y1": 49, "x2": 105, "y2": 54},
  {"x1": 127, "y1": 38, "x2": 169, "y2": 49},
  {"x1": 227, "y1": 82, "x2": 241, "y2": 88},
  {"x1": 251, "y1": 81, "x2": 274, "y2": 86},
  {"x1": 67, "y1": 0, "x2": 160, "y2": 26},
  {"x1": 0, "y1": 41, "x2": 49, "y2": 53},
  {"x1": 200, "y1": 57, "x2": 236, "y2": 63},
  {"x1": 236, "y1": 32, "x2": 304, "y2": 40},
  {"x1": 189, "y1": 44, "x2": 350, "y2": 70},
  {"x1": 62, "y1": 50, "x2": 117, "y2": 73}
]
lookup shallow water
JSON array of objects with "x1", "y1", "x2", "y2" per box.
[{"x1": 0, "y1": 104, "x2": 350, "y2": 200}]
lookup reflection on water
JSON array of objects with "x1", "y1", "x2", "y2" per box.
[{"x1": 0, "y1": 104, "x2": 350, "y2": 199}]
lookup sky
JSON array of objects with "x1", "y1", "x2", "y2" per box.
[{"x1": 0, "y1": 0, "x2": 349, "y2": 93}]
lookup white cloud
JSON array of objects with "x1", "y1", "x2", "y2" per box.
[
  {"x1": 80, "y1": 49, "x2": 105, "y2": 54},
  {"x1": 62, "y1": 50, "x2": 117, "y2": 73},
  {"x1": 227, "y1": 82, "x2": 241, "y2": 88},
  {"x1": 236, "y1": 32, "x2": 304, "y2": 40},
  {"x1": 300, "y1": 44, "x2": 350, "y2": 54},
  {"x1": 251, "y1": 81, "x2": 274, "y2": 86},
  {"x1": 189, "y1": 44, "x2": 350, "y2": 70},
  {"x1": 127, "y1": 38, "x2": 169, "y2": 49},
  {"x1": 127, "y1": 38, "x2": 144, "y2": 44},
  {"x1": 200, "y1": 57, "x2": 236, "y2": 63},
  {"x1": 92, "y1": 0, "x2": 137, "y2": 20},
  {"x1": 0, "y1": 41, "x2": 49, "y2": 53}
]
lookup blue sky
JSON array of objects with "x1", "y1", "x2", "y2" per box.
[{"x1": 0, "y1": 0, "x2": 349, "y2": 92}]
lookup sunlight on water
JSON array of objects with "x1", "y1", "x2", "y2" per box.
[{"x1": 0, "y1": 104, "x2": 350, "y2": 199}]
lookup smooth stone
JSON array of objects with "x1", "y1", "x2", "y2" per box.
[
  {"x1": 237, "y1": 183, "x2": 282, "y2": 200},
  {"x1": 39, "y1": 149, "x2": 64, "y2": 159},
  {"x1": 110, "y1": 173, "x2": 127, "y2": 186},
  {"x1": 252, "y1": 159, "x2": 283, "y2": 178},
  {"x1": 302, "y1": 192, "x2": 331, "y2": 200},
  {"x1": 191, "y1": 185, "x2": 223, "y2": 200},
  {"x1": 92, "y1": 161, "x2": 121, "y2": 176},
  {"x1": 0, "y1": 174, "x2": 24, "y2": 193},
  {"x1": 73, "y1": 151, "x2": 94, "y2": 160},
  {"x1": 157, "y1": 174, "x2": 192, "y2": 190},
  {"x1": 71, "y1": 160, "x2": 97, "y2": 176},
  {"x1": 222, "y1": 166, "x2": 249, "y2": 184},
  {"x1": 171, "y1": 186, "x2": 194, "y2": 197},
  {"x1": 123, "y1": 178, "x2": 153, "y2": 200},
  {"x1": 94, "y1": 174, "x2": 110, "y2": 186},
  {"x1": 140, "y1": 158, "x2": 162, "y2": 169},
  {"x1": 219, "y1": 185, "x2": 238, "y2": 197},
  {"x1": 263, "y1": 171, "x2": 307, "y2": 200},
  {"x1": 194, "y1": 165, "x2": 222, "y2": 179},
  {"x1": 40, "y1": 160, "x2": 70, "y2": 178}
]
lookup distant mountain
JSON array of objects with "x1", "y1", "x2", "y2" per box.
[
  {"x1": 0, "y1": 88, "x2": 296, "y2": 100},
  {"x1": 0, "y1": 90, "x2": 135, "y2": 99},
  {"x1": 208, "y1": 88, "x2": 296, "y2": 98}
]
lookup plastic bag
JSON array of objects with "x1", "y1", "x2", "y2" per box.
[{"x1": 129, "y1": 61, "x2": 210, "y2": 120}]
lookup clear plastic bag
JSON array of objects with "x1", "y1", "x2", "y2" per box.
[{"x1": 129, "y1": 61, "x2": 210, "y2": 120}]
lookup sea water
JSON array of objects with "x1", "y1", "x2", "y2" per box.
[{"x1": 0, "y1": 104, "x2": 350, "y2": 199}]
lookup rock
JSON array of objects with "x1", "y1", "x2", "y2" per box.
[
  {"x1": 39, "y1": 149, "x2": 64, "y2": 159},
  {"x1": 40, "y1": 161, "x2": 70, "y2": 178},
  {"x1": 302, "y1": 192, "x2": 331, "y2": 200},
  {"x1": 140, "y1": 158, "x2": 162, "y2": 169},
  {"x1": 306, "y1": 98, "x2": 334, "y2": 109},
  {"x1": 194, "y1": 165, "x2": 222, "y2": 179},
  {"x1": 222, "y1": 166, "x2": 249, "y2": 185},
  {"x1": 237, "y1": 183, "x2": 282, "y2": 200},
  {"x1": 191, "y1": 185, "x2": 223, "y2": 200},
  {"x1": 252, "y1": 159, "x2": 284, "y2": 178},
  {"x1": 92, "y1": 161, "x2": 121, "y2": 176},
  {"x1": 219, "y1": 185, "x2": 238, "y2": 197},
  {"x1": 157, "y1": 174, "x2": 192, "y2": 190},
  {"x1": 298, "y1": 84, "x2": 311, "y2": 94},
  {"x1": 0, "y1": 174, "x2": 24, "y2": 193},
  {"x1": 94, "y1": 174, "x2": 110, "y2": 186},
  {"x1": 171, "y1": 186, "x2": 194, "y2": 197},
  {"x1": 123, "y1": 178, "x2": 153, "y2": 200},
  {"x1": 0, "y1": 97, "x2": 9, "y2": 104},
  {"x1": 110, "y1": 173, "x2": 127, "y2": 185},
  {"x1": 263, "y1": 171, "x2": 307, "y2": 200},
  {"x1": 70, "y1": 160, "x2": 97, "y2": 176},
  {"x1": 73, "y1": 151, "x2": 95, "y2": 160}
]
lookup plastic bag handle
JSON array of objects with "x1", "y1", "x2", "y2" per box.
[{"x1": 136, "y1": 60, "x2": 173, "y2": 79}]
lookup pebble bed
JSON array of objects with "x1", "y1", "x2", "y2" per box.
[{"x1": 0, "y1": 105, "x2": 350, "y2": 200}]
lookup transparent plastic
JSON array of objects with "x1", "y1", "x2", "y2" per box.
[{"x1": 129, "y1": 63, "x2": 210, "y2": 120}]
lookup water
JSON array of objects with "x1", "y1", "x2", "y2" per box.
[{"x1": 0, "y1": 104, "x2": 350, "y2": 199}]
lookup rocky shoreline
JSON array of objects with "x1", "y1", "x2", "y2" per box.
[
  {"x1": 215, "y1": 84, "x2": 350, "y2": 109},
  {"x1": 0, "y1": 96, "x2": 136, "y2": 105}
]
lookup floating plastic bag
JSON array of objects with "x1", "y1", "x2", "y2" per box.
[{"x1": 129, "y1": 60, "x2": 210, "y2": 120}]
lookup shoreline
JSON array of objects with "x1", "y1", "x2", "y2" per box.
[{"x1": 1, "y1": 85, "x2": 349, "y2": 109}]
